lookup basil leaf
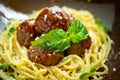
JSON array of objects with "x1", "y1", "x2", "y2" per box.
[
  {"x1": 95, "y1": 18, "x2": 110, "y2": 33},
  {"x1": 79, "y1": 68, "x2": 96, "y2": 79},
  {"x1": 8, "y1": 27, "x2": 16, "y2": 37},
  {"x1": 32, "y1": 20, "x2": 88, "y2": 51},
  {"x1": 90, "y1": 68, "x2": 96, "y2": 73},
  {"x1": 79, "y1": 72, "x2": 90, "y2": 79},
  {"x1": 0, "y1": 63, "x2": 10, "y2": 69},
  {"x1": 9, "y1": 27, "x2": 16, "y2": 33},
  {"x1": 32, "y1": 29, "x2": 70, "y2": 51},
  {"x1": 68, "y1": 20, "x2": 88, "y2": 43}
]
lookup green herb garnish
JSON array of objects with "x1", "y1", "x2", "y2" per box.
[
  {"x1": 31, "y1": 20, "x2": 88, "y2": 51},
  {"x1": 8, "y1": 27, "x2": 16, "y2": 37},
  {"x1": 80, "y1": 72, "x2": 90, "y2": 79},
  {"x1": 90, "y1": 67, "x2": 97, "y2": 73},
  {"x1": 68, "y1": 20, "x2": 88, "y2": 43},
  {"x1": 95, "y1": 18, "x2": 110, "y2": 33},
  {"x1": 0, "y1": 63, "x2": 10, "y2": 69},
  {"x1": 32, "y1": 29, "x2": 70, "y2": 51},
  {"x1": 79, "y1": 68, "x2": 96, "y2": 79}
]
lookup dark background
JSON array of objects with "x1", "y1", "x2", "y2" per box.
[{"x1": 0, "y1": 0, "x2": 120, "y2": 80}]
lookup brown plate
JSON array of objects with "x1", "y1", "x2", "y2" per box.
[{"x1": 0, "y1": 0, "x2": 120, "y2": 80}]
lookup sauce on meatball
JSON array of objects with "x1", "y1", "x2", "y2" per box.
[{"x1": 17, "y1": 19, "x2": 36, "y2": 48}]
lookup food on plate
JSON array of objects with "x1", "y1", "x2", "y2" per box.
[
  {"x1": 65, "y1": 36, "x2": 91, "y2": 57},
  {"x1": 0, "y1": 6, "x2": 111, "y2": 80},
  {"x1": 35, "y1": 6, "x2": 74, "y2": 34},
  {"x1": 28, "y1": 46, "x2": 64, "y2": 66},
  {"x1": 17, "y1": 19, "x2": 37, "y2": 48}
]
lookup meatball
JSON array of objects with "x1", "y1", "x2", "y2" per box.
[
  {"x1": 65, "y1": 36, "x2": 91, "y2": 57},
  {"x1": 17, "y1": 19, "x2": 37, "y2": 48},
  {"x1": 35, "y1": 6, "x2": 74, "y2": 34},
  {"x1": 28, "y1": 46, "x2": 64, "y2": 66}
]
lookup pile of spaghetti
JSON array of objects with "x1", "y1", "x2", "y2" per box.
[{"x1": 0, "y1": 6, "x2": 111, "y2": 80}]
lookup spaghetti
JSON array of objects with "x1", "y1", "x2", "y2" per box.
[{"x1": 0, "y1": 6, "x2": 111, "y2": 80}]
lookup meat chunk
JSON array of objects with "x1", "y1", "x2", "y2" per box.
[
  {"x1": 28, "y1": 46, "x2": 64, "y2": 66},
  {"x1": 65, "y1": 36, "x2": 91, "y2": 57},
  {"x1": 35, "y1": 6, "x2": 74, "y2": 34},
  {"x1": 17, "y1": 19, "x2": 37, "y2": 48}
]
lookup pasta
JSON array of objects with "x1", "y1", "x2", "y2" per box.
[{"x1": 0, "y1": 6, "x2": 111, "y2": 80}]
